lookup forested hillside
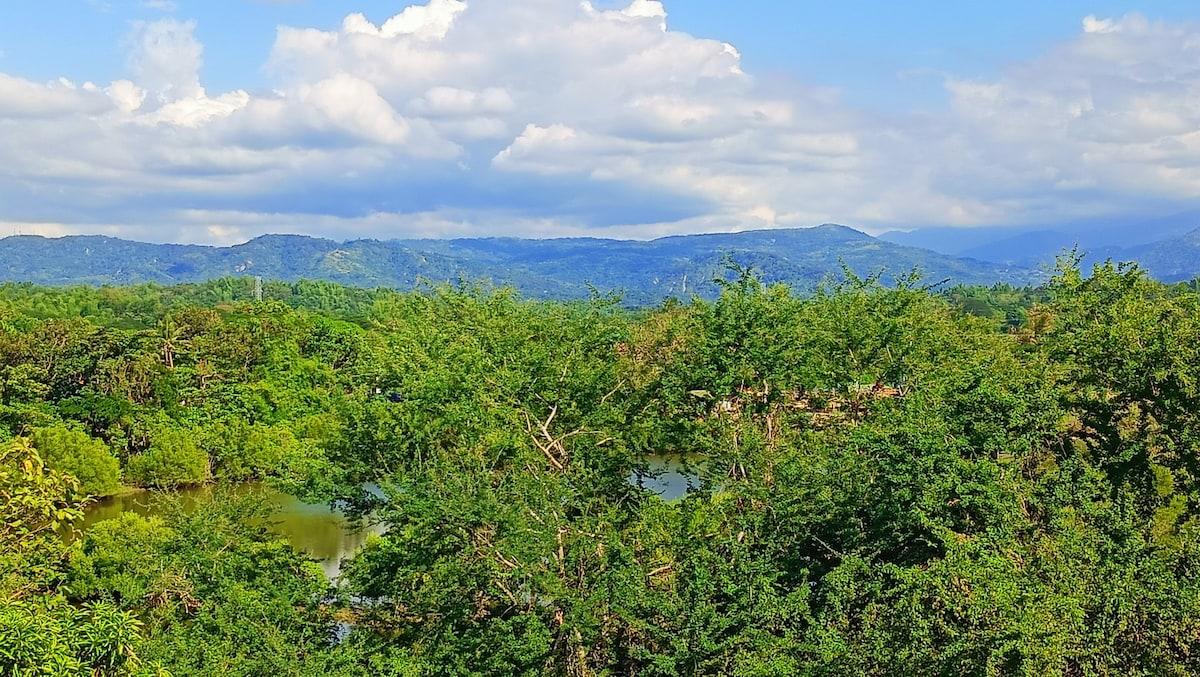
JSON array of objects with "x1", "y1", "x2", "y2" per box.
[
  {"x1": 0, "y1": 225, "x2": 1044, "y2": 303},
  {"x1": 5, "y1": 258, "x2": 1200, "y2": 675}
]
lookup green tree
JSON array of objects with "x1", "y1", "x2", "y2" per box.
[
  {"x1": 31, "y1": 425, "x2": 123, "y2": 497},
  {"x1": 126, "y1": 428, "x2": 210, "y2": 488},
  {"x1": 67, "y1": 493, "x2": 340, "y2": 676},
  {"x1": 0, "y1": 438, "x2": 161, "y2": 676}
]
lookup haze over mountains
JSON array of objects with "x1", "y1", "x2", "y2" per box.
[
  {"x1": 4, "y1": 217, "x2": 1200, "y2": 303},
  {"x1": 880, "y1": 209, "x2": 1200, "y2": 276}
]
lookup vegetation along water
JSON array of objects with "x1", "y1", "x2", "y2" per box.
[
  {"x1": 6, "y1": 256, "x2": 1200, "y2": 675},
  {"x1": 78, "y1": 483, "x2": 380, "y2": 581}
]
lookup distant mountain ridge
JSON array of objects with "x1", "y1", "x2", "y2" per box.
[
  {"x1": 879, "y1": 209, "x2": 1200, "y2": 273},
  {"x1": 1116, "y1": 227, "x2": 1200, "y2": 282},
  {"x1": 0, "y1": 224, "x2": 1053, "y2": 303}
]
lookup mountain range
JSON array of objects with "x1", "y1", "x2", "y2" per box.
[
  {"x1": 880, "y1": 209, "x2": 1200, "y2": 280},
  {"x1": 3, "y1": 218, "x2": 1199, "y2": 303}
]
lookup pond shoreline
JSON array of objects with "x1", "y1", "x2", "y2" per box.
[{"x1": 80, "y1": 481, "x2": 382, "y2": 580}]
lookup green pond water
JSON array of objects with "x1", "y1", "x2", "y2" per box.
[
  {"x1": 80, "y1": 482, "x2": 381, "y2": 580},
  {"x1": 81, "y1": 458, "x2": 699, "y2": 580}
]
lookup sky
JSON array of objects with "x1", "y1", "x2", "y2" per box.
[{"x1": 0, "y1": 1, "x2": 1199, "y2": 245}]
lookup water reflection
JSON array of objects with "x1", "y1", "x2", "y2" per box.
[
  {"x1": 82, "y1": 458, "x2": 703, "y2": 581},
  {"x1": 80, "y1": 483, "x2": 381, "y2": 580},
  {"x1": 632, "y1": 455, "x2": 703, "y2": 501}
]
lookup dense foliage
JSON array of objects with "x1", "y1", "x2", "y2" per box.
[{"x1": 5, "y1": 256, "x2": 1200, "y2": 675}]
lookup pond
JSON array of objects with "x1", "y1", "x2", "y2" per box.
[
  {"x1": 80, "y1": 458, "x2": 702, "y2": 579},
  {"x1": 80, "y1": 482, "x2": 380, "y2": 580},
  {"x1": 633, "y1": 454, "x2": 704, "y2": 500}
]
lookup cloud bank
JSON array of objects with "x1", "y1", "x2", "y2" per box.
[{"x1": 0, "y1": 3, "x2": 1198, "y2": 244}]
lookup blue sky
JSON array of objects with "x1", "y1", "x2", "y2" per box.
[{"x1": 0, "y1": 1, "x2": 1198, "y2": 243}]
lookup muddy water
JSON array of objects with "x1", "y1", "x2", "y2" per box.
[
  {"x1": 80, "y1": 483, "x2": 379, "y2": 580},
  {"x1": 81, "y1": 456, "x2": 701, "y2": 579}
]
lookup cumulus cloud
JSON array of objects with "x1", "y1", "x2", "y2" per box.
[
  {"x1": 257, "y1": 0, "x2": 841, "y2": 234},
  {"x1": 343, "y1": 0, "x2": 468, "y2": 40},
  {"x1": 930, "y1": 13, "x2": 1200, "y2": 222},
  {"x1": 0, "y1": 75, "x2": 111, "y2": 117},
  {"x1": 126, "y1": 19, "x2": 205, "y2": 103},
  {"x1": 1082, "y1": 15, "x2": 1120, "y2": 34},
  {"x1": 0, "y1": 4, "x2": 1198, "y2": 244}
]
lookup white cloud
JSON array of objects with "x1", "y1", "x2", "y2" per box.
[
  {"x1": 299, "y1": 75, "x2": 414, "y2": 145},
  {"x1": 0, "y1": 74, "x2": 111, "y2": 117},
  {"x1": 140, "y1": 89, "x2": 251, "y2": 127},
  {"x1": 932, "y1": 12, "x2": 1200, "y2": 218},
  {"x1": 347, "y1": 0, "x2": 468, "y2": 40},
  {"x1": 106, "y1": 79, "x2": 146, "y2": 113},
  {"x1": 126, "y1": 19, "x2": 204, "y2": 103},
  {"x1": 0, "y1": 5, "x2": 1198, "y2": 245},
  {"x1": 1082, "y1": 15, "x2": 1119, "y2": 34},
  {"x1": 583, "y1": 0, "x2": 667, "y2": 32}
]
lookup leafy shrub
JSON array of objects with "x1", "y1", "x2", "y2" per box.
[
  {"x1": 31, "y1": 426, "x2": 123, "y2": 497},
  {"x1": 127, "y1": 428, "x2": 210, "y2": 488},
  {"x1": 0, "y1": 598, "x2": 148, "y2": 676}
]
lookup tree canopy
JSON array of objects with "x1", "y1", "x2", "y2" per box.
[{"x1": 4, "y1": 259, "x2": 1200, "y2": 675}]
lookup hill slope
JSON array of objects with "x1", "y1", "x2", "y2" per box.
[{"x1": 1116, "y1": 227, "x2": 1200, "y2": 282}]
